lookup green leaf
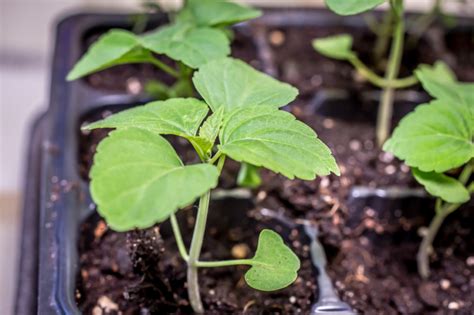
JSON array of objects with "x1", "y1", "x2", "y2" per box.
[
  {"x1": 219, "y1": 106, "x2": 339, "y2": 180},
  {"x1": 67, "y1": 29, "x2": 149, "y2": 81},
  {"x1": 144, "y1": 80, "x2": 170, "y2": 100},
  {"x1": 412, "y1": 169, "x2": 470, "y2": 203},
  {"x1": 178, "y1": 0, "x2": 261, "y2": 27},
  {"x1": 199, "y1": 107, "x2": 224, "y2": 145},
  {"x1": 90, "y1": 128, "x2": 219, "y2": 231},
  {"x1": 237, "y1": 163, "x2": 262, "y2": 188},
  {"x1": 384, "y1": 100, "x2": 474, "y2": 173},
  {"x1": 245, "y1": 229, "x2": 300, "y2": 291},
  {"x1": 415, "y1": 62, "x2": 474, "y2": 110},
  {"x1": 193, "y1": 58, "x2": 298, "y2": 113},
  {"x1": 83, "y1": 98, "x2": 209, "y2": 139},
  {"x1": 141, "y1": 23, "x2": 230, "y2": 68},
  {"x1": 312, "y1": 34, "x2": 356, "y2": 60},
  {"x1": 325, "y1": 0, "x2": 386, "y2": 15},
  {"x1": 190, "y1": 107, "x2": 225, "y2": 155}
]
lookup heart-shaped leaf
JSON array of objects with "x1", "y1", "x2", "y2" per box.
[
  {"x1": 177, "y1": 0, "x2": 261, "y2": 27},
  {"x1": 67, "y1": 29, "x2": 149, "y2": 81},
  {"x1": 412, "y1": 169, "x2": 470, "y2": 204},
  {"x1": 90, "y1": 128, "x2": 219, "y2": 231},
  {"x1": 141, "y1": 23, "x2": 230, "y2": 69},
  {"x1": 83, "y1": 98, "x2": 209, "y2": 139},
  {"x1": 219, "y1": 106, "x2": 339, "y2": 179},
  {"x1": 193, "y1": 58, "x2": 298, "y2": 113},
  {"x1": 244, "y1": 229, "x2": 300, "y2": 291},
  {"x1": 312, "y1": 34, "x2": 356, "y2": 60},
  {"x1": 384, "y1": 100, "x2": 474, "y2": 173},
  {"x1": 325, "y1": 0, "x2": 386, "y2": 15}
]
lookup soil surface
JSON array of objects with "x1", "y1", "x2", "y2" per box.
[{"x1": 76, "y1": 20, "x2": 473, "y2": 315}]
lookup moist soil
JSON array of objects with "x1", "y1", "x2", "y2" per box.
[{"x1": 76, "y1": 23, "x2": 473, "y2": 314}]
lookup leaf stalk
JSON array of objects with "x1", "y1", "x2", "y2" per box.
[
  {"x1": 349, "y1": 56, "x2": 418, "y2": 88},
  {"x1": 170, "y1": 214, "x2": 189, "y2": 261},
  {"x1": 147, "y1": 56, "x2": 181, "y2": 78}
]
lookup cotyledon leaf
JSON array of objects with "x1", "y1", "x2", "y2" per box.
[
  {"x1": 90, "y1": 128, "x2": 219, "y2": 231},
  {"x1": 83, "y1": 98, "x2": 209, "y2": 139},
  {"x1": 384, "y1": 100, "x2": 474, "y2": 173},
  {"x1": 177, "y1": 0, "x2": 261, "y2": 27},
  {"x1": 193, "y1": 57, "x2": 298, "y2": 113},
  {"x1": 325, "y1": 0, "x2": 386, "y2": 15},
  {"x1": 245, "y1": 229, "x2": 300, "y2": 291},
  {"x1": 141, "y1": 23, "x2": 230, "y2": 69},
  {"x1": 67, "y1": 29, "x2": 149, "y2": 81},
  {"x1": 312, "y1": 34, "x2": 356, "y2": 60},
  {"x1": 219, "y1": 106, "x2": 340, "y2": 180},
  {"x1": 412, "y1": 169, "x2": 470, "y2": 204}
]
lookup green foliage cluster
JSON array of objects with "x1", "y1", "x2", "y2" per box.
[
  {"x1": 314, "y1": 0, "x2": 473, "y2": 278},
  {"x1": 77, "y1": 54, "x2": 337, "y2": 311},
  {"x1": 68, "y1": 0, "x2": 473, "y2": 310},
  {"x1": 67, "y1": 0, "x2": 260, "y2": 98},
  {"x1": 385, "y1": 62, "x2": 473, "y2": 278}
]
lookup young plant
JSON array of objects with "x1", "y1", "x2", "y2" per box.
[
  {"x1": 84, "y1": 57, "x2": 340, "y2": 313},
  {"x1": 384, "y1": 61, "x2": 473, "y2": 278},
  {"x1": 66, "y1": 0, "x2": 261, "y2": 98},
  {"x1": 313, "y1": 0, "x2": 419, "y2": 146}
]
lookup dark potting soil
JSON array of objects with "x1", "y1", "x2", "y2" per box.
[
  {"x1": 267, "y1": 26, "x2": 440, "y2": 98},
  {"x1": 75, "y1": 23, "x2": 473, "y2": 314},
  {"x1": 76, "y1": 108, "x2": 474, "y2": 314}
]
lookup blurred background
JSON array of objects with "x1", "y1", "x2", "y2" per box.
[{"x1": 0, "y1": 0, "x2": 472, "y2": 314}]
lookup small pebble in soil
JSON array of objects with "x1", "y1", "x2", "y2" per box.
[
  {"x1": 126, "y1": 77, "x2": 142, "y2": 94},
  {"x1": 466, "y1": 256, "x2": 474, "y2": 266},
  {"x1": 400, "y1": 164, "x2": 410, "y2": 173},
  {"x1": 97, "y1": 296, "x2": 119, "y2": 313},
  {"x1": 385, "y1": 165, "x2": 397, "y2": 175},
  {"x1": 448, "y1": 301, "x2": 460, "y2": 310},
  {"x1": 269, "y1": 30, "x2": 285, "y2": 46},
  {"x1": 94, "y1": 221, "x2": 107, "y2": 239},
  {"x1": 289, "y1": 296, "x2": 297, "y2": 304},
  {"x1": 231, "y1": 243, "x2": 250, "y2": 259},
  {"x1": 440, "y1": 279, "x2": 451, "y2": 290},
  {"x1": 349, "y1": 140, "x2": 361, "y2": 151},
  {"x1": 320, "y1": 177, "x2": 330, "y2": 188},
  {"x1": 379, "y1": 152, "x2": 394, "y2": 163},
  {"x1": 365, "y1": 208, "x2": 376, "y2": 217},
  {"x1": 322, "y1": 118, "x2": 335, "y2": 129},
  {"x1": 256, "y1": 190, "x2": 267, "y2": 201}
]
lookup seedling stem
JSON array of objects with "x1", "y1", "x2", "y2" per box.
[
  {"x1": 376, "y1": 0, "x2": 405, "y2": 146},
  {"x1": 417, "y1": 161, "x2": 473, "y2": 278}
]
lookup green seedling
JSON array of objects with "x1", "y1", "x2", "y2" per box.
[
  {"x1": 84, "y1": 57, "x2": 339, "y2": 313},
  {"x1": 67, "y1": 0, "x2": 261, "y2": 98},
  {"x1": 313, "y1": 0, "x2": 420, "y2": 147},
  {"x1": 384, "y1": 61, "x2": 473, "y2": 278}
]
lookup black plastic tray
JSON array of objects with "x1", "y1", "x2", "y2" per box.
[{"x1": 15, "y1": 9, "x2": 473, "y2": 314}]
